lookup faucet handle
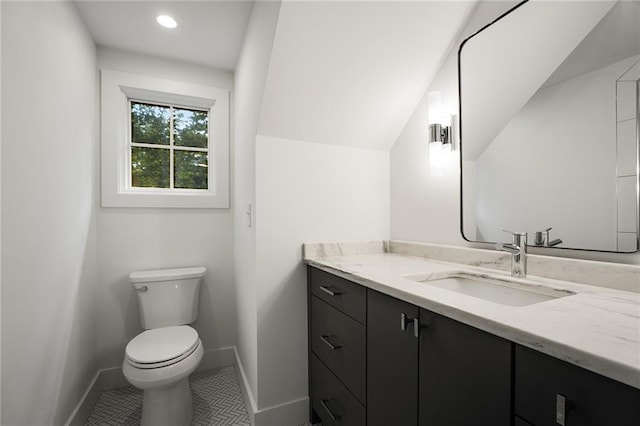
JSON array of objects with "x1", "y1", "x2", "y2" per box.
[
  {"x1": 534, "y1": 227, "x2": 553, "y2": 246},
  {"x1": 502, "y1": 229, "x2": 527, "y2": 246},
  {"x1": 502, "y1": 229, "x2": 527, "y2": 236}
]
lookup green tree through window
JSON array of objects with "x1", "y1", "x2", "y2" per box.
[{"x1": 130, "y1": 101, "x2": 208, "y2": 190}]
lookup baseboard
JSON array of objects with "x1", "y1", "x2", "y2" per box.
[
  {"x1": 197, "y1": 346, "x2": 236, "y2": 372},
  {"x1": 232, "y1": 347, "x2": 309, "y2": 426},
  {"x1": 64, "y1": 371, "x2": 102, "y2": 426},
  {"x1": 232, "y1": 347, "x2": 258, "y2": 425},
  {"x1": 254, "y1": 397, "x2": 309, "y2": 426},
  {"x1": 65, "y1": 347, "x2": 237, "y2": 426}
]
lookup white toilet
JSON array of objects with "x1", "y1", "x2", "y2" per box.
[{"x1": 122, "y1": 266, "x2": 206, "y2": 426}]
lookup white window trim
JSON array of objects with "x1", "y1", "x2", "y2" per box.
[{"x1": 101, "y1": 69, "x2": 229, "y2": 208}]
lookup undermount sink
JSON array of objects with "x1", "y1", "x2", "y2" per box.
[{"x1": 404, "y1": 271, "x2": 575, "y2": 307}]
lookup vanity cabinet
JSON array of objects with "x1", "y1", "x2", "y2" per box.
[
  {"x1": 309, "y1": 267, "x2": 512, "y2": 425},
  {"x1": 307, "y1": 266, "x2": 640, "y2": 426},
  {"x1": 515, "y1": 345, "x2": 640, "y2": 426}
]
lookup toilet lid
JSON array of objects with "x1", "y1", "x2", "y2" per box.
[{"x1": 126, "y1": 326, "x2": 199, "y2": 365}]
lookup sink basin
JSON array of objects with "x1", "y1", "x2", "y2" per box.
[{"x1": 404, "y1": 272, "x2": 575, "y2": 307}]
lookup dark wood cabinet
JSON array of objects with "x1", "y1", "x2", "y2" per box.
[
  {"x1": 367, "y1": 289, "x2": 419, "y2": 426},
  {"x1": 307, "y1": 267, "x2": 367, "y2": 425},
  {"x1": 419, "y1": 309, "x2": 512, "y2": 426},
  {"x1": 307, "y1": 266, "x2": 640, "y2": 426},
  {"x1": 515, "y1": 345, "x2": 640, "y2": 426}
]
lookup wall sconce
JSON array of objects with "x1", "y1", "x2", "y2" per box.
[{"x1": 427, "y1": 91, "x2": 454, "y2": 176}]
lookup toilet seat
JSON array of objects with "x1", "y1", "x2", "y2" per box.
[{"x1": 126, "y1": 325, "x2": 200, "y2": 369}]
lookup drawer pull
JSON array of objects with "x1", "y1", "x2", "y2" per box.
[
  {"x1": 400, "y1": 313, "x2": 420, "y2": 338},
  {"x1": 320, "y1": 334, "x2": 341, "y2": 350},
  {"x1": 320, "y1": 398, "x2": 341, "y2": 421},
  {"x1": 319, "y1": 285, "x2": 342, "y2": 296},
  {"x1": 556, "y1": 393, "x2": 575, "y2": 426}
]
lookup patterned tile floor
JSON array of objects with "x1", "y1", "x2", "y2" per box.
[{"x1": 86, "y1": 366, "x2": 251, "y2": 425}]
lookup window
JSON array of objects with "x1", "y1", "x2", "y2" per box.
[
  {"x1": 129, "y1": 101, "x2": 209, "y2": 190},
  {"x1": 101, "y1": 69, "x2": 229, "y2": 208}
]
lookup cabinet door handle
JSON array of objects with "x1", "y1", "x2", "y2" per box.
[
  {"x1": 319, "y1": 285, "x2": 341, "y2": 296},
  {"x1": 320, "y1": 398, "x2": 341, "y2": 421},
  {"x1": 556, "y1": 393, "x2": 575, "y2": 426},
  {"x1": 320, "y1": 334, "x2": 341, "y2": 350},
  {"x1": 400, "y1": 313, "x2": 420, "y2": 338}
]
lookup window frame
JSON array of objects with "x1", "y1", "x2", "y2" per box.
[
  {"x1": 128, "y1": 99, "x2": 210, "y2": 192},
  {"x1": 101, "y1": 69, "x2": 229, "y2": 208}
]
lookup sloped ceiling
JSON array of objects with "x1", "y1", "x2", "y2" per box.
[
  {"x1": 460, "y1": 0, "x2": 616, "y2": 161},
  {"x1": 258, "y1": 0, "x2": 477, "y2": 151}
]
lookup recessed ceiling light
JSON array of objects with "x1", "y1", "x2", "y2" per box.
[{"x1": 156, "y1": 14, "x2": 177, "y2": 29}]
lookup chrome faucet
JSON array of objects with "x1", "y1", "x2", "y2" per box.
[
  {"x1": 534, "y1": 227, "x2": 563, "y2": 247},
  {"x1": 496, "y1": 230, "x2": 527, "y2": 278}
]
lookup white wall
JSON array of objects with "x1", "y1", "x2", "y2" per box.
[
  {"x1": 390, "y1": 1, "x2": 640, "y2": 265},
  {"x1": 96, "y1": 48, "x2": 236, "y2": 369},
  {"x1": 232, "y1": 0, "x2": 281, "y2": 408},
  {"x1": 475, "y1": 56, "x2": 638, "y2": 250},
  {"x1": 1, "y1": 2, "x2": 99, "y2": 424},
  {"x1": 255, "y1": 135, "x2": 389, "y2": 410}
]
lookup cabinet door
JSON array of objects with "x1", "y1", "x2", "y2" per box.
[
  {"x1": 419, "y1": 309, "x2": 512, "y2": 426},
  {"x1": 367, "y1": 289, "x2": 419, "y2": 426},
  {"x1": 515, "y1": 345, "x2": 640, "y2": 426}
]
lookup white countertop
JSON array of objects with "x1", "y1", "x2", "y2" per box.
[{"x1": 304, "y1": 243, "x2": 640, "y2": 390}]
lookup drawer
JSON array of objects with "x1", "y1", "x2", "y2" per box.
[
  {"x1": 515, "y1": 345, "x2": 640, "y2": 426},
  {"x1": 311, "y1": 295, "x2": 366, "y2": 404},
  {"x1": 310, "y1": 353, "x2": 366, "y2": 426},
  {"x1": 514, "y1": 416, "x2": 534, "y2": 426},
  {"x1": 309, "y1": 267, "x2": 366, "y2": 324}
]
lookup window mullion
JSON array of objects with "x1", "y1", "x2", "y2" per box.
[{"x1": 169, "y1": 106, "x2": 175, "y2": 189}]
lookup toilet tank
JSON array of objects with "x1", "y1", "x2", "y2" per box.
[{"x1": 129, "y1": 266, "x2": 206, "y2": 329}]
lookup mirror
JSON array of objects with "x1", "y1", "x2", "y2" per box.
[{"x1": 459, "y1": 0, "x2": 640, "y2": 253}]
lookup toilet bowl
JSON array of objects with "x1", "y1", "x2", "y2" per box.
[
  {"x1": 123, "y1": 326, "x2": 204, "y2": 425},
  {"x1": 123, "y1": 267, "x2": 206, "y2": 426}
]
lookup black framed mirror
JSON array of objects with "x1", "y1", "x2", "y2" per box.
[{"x1": 459, "y1": 0, "x2": 640, "y2": 253}]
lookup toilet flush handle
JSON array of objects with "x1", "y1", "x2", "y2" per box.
[{"x1": 136, "y1": 285, "x2": 148, "y2": 293}]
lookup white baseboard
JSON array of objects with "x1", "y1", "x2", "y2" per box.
[
  {"x1": 64, "y1": 371, "x2": 102, "y2": 426},
  {"x1": 231, "y1": 347, "x2": 309, "y2": 426},
  {"x1": 232, "y1": 347, "x2": 258, "y2": 425},
  {"x1": 254, "y1": 396, "x2": 309, "y2": 426},
  {"x1": 64, "y1": 347, "x2": 237, "y2": 426}
]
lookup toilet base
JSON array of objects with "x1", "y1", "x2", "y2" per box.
[{"x1": 141, "y1": 377, "x2": 193, "y2": 426}]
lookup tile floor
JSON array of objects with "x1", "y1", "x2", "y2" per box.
[{"x1": 86, "y1": 366, "x2": 251, "y2": 425}]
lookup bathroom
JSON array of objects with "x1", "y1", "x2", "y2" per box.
[{"x1": 1, "y1": 0, "x2": 639, "y2": 425}]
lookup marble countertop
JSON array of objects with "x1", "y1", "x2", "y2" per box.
[{"x1": 304, "y1": 241, "x2": 640, "y2": 390}]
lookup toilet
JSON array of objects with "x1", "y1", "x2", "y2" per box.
[{"x1": 122, "y1": 266, "x2": 206, "y2": 426}]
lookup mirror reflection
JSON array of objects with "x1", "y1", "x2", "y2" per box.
[{"x1": 460, "y1": 0, "x2": 640, "y2": 252}]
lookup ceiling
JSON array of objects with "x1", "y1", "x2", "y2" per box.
[
  {"x1": 73, "y1": 0, "x2": 254, "y2": 71},
  {"x1": 544, "y1": 0, "x2": 640, "y2": 88}
]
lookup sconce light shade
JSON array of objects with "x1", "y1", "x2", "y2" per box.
[
  {"x1": 427, "y1": 91, "x2": 443, "y2": 126},
  {"x1": 427, "y1": 91, "x2": 454, "y2": 176},
  {"x1": 427, "y1": 91, "x2": 452, "y2": 146}
]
